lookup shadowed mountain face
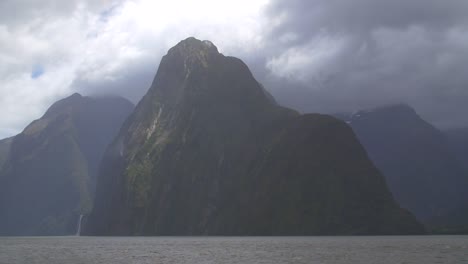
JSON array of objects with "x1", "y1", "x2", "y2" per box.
[
  {"x1": 439, "y1": 128, "x2": 468, "y2": 232},
  {"x1": 85, "y1": 38, "x2": 423, "y2": 236},
  {"x1": 0, "y1": 137, "x2": 13, "y2": 171},
  {"x1": 446, "y1": 128, "x2": 468, "y2": 172},
  {"x1": 337, "y1": 105, "x2": 468, "y2": 227},
  {"x1": 0, "y1": 94, "x2": 134, "y2": 235}
]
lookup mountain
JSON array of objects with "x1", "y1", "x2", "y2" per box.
[
  {"x1": 0, "y1": 137, "x2": 13, "y2": 171},
  {"x1": 446, "y1": 128, "x2": 468, "y2": 172},
  {"x1": 337, "y1": 105, "x2": 468, "y2": 228},
  {"x1": 85, "y1": 37, "x2": 423, "y2": 236},
  {"x1": 438, "y1": 127, "x2": 468, "y2": 233},
  {"x1": 0, "y1": 93, "x2": 134, "y2": 235}
]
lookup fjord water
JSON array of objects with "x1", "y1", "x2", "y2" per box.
[{"x1": 0, "y1": 236, "x2": 467, "y2": 264}]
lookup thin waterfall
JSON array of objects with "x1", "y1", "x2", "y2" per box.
[{"x1": 76, "y1": 214, "x2": 84, "y2": 236}]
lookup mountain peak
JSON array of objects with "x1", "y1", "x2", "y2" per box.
[
  {"x1": 172, "y1": 37, "x2": 218, "y2": 53},
  {"x1": 374, "y1": 103, "x2": 416, "y2": 114},
  {"x1": 338, "y1": 103, "x2": 417, "y2": 122},
  {"x1": 70, "y1": 92, "x2": 83, "y2": 98},
  {"x1": 144, "y1": 37, "x2": 277, "y2": 113},
  {"x1": 165, "y1": 37, "x2": 220, "y2": 65},
  {"x1": 43, "y1": 93, "x2": 86, "y2": 118}
]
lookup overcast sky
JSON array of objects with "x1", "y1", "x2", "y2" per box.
[{"x1": 1, "y1": 0, "x2": 468, "y2": 138}]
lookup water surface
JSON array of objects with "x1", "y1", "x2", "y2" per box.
[{"x1": 1, "y1": 236, "x2": 467, "y2": 264}]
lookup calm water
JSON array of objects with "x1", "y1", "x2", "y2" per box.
[{"x1": 0, "y1": 236, "x2": 467, "y2": 264}]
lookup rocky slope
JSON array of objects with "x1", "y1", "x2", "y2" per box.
[
  {"x1": 0, "y1": 94, "x2": 133, "y2": 235},
  {"x1": 85, "y1": 38, "x2": 423, "y2": 236}
]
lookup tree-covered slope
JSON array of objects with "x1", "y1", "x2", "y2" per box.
[{"x1": 0, "y1": 93, "x2": 133, "y2": 235}]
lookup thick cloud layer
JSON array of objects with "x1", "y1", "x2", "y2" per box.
[
  {"x1": 1, "y1": 0, "x2": 468, "y2": 138},
  {"x1": 0, "y1": 0, "x2": 266, "y2": 138},
  {"x1": 263, "y1": 0, "x2": 468, "y2": 128}
]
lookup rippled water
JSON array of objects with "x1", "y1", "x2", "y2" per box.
[{"x1": 1, "y1": 236, "x2": 467, "y2": 264}]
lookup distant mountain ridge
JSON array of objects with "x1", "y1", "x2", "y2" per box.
[
  {"x1": 0, "y1": 93, "x2": 133, "y2": 235},
  {"x1": 85, "y1": 37, "x2": 423, "y2": 236},
  {"x1": 337, "y1": 104, "x2": 468, "y2": 229}
]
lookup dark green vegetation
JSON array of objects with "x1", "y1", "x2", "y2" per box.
[
  {"x1": 337, "y1": 105, "x2": 468, "y2": 232},
  {"x1": 0, "y1": 94, "x2": 133, "y2": 235},
  {"x1": 85, "y1": 38, "x2": 423, "y2": 236}
]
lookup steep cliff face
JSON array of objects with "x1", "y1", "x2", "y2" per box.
[
  {"x1": 338, "y1": 105, "x2": 468, "y2": 227},
  {"x1": 86, "y1": 37, "x2": 423, "y2": 236},
  {"x1": 0, "y1": 94, "x2": 133, "y2": 235}
]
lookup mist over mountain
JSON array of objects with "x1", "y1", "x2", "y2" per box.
[
  {"x1": 85, "y1": 38, "x2": 423, "y2": 236},
  {"x1": 337, "y1": 105, "x2": 468, "y2": 230},
  {"x1": 0, "y1": 94, "x2": 133, "y2": 235}
]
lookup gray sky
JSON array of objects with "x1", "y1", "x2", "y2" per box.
[{"x1": 1, "y1": 0, "x2": 468, "y2": 138}]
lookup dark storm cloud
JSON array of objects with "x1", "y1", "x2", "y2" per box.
[
  {"x1": 261, "y1": 0, "x2": 468, "y2": 129},
  {"x1": 266, "y1": 0, "x2": 468, "y2": 42}
]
